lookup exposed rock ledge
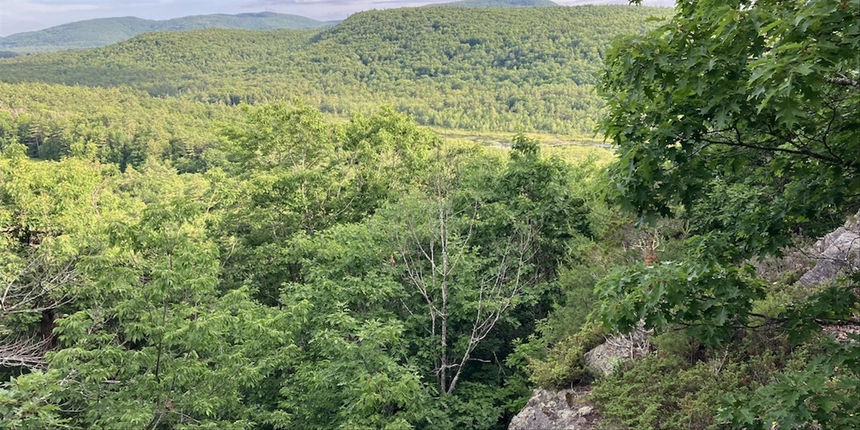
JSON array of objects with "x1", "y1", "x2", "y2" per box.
[
  {"x1": 510, "y1": 329, "x2": 651, "y2": 430},
  {"x1": 799, "y1": 210, "x2": 860, "y2": 287},
  {"x1": 508, "y1": 387, "x2": 600, "y2": 430},
  {"x1": 510, "y1": 210, "x2": 860, "y2": 430}
]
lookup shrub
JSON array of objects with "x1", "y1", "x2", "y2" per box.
[
  {"x1": 526, "y1": 323, "x2": 605, "y2": 389},
  {"x1": 590, "y1": 354, "x2": 751, "y2": 430}
]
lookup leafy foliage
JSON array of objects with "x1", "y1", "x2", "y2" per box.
[
  {"x1": 523, "y1": 323, "x2": 604, "y2": 389},
  {"x1": 0, "y1": 91, "x2": 612, "y2": 428},
  {"x1": 597, "y1": 260, "x2": 766, "y2": 347},
  {"x1": 600, "y1": 0, "x2": 859, "y2": 244},
  {"x1": 592, "y1": 350, "x2": 752, "y2": 430},
  {"x1": 598, "y1": 0, "x2": 860, "y2": 336},
  {"x1": 721, "y1": 337, "x2": 860, "y2": 429},
  {"x1": 594, "y1": 0, "x2": 860, "y2": 427}
]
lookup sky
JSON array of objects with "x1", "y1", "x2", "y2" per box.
[{"x1": 0, "y1": 0, "x2": 674, "y2": 37}]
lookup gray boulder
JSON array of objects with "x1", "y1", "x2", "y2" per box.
[
  {"x1": 508, "y1": 388, "x2": 600, "y2": 430},
  {"x1": 799, "y1": 210, "x2": 860, "y2": 287},
  {"x1": 584, "y1": 328, "x2": 652, "y2": 377}
]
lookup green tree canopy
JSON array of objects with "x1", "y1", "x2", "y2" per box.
[{"x1": 597, "y1": 0, "x2": 860, "y2": 426}]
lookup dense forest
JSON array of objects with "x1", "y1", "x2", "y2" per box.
[
  {"x1": 0, "y1": 6, "x2": 672, "y2": 137},
  {"x1": 0, "y1": 13, "x2": 333, "y2": 54},
  {"x1": 1, "y1": 1, "x2": 859, "y2": 429},
  {"x1": 0, "y1": 100, "x2": 615, "y2": 428},
  {"x1": 0, "y1": 81, "x2": 233, "y2": 172},
  {"x1": 438, "y1": 0, "x2": 558, "y2": 8}
]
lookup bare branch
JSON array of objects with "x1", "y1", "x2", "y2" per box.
[{"x1": 0, "y1": 336, "x2": 50, "y2": 369}]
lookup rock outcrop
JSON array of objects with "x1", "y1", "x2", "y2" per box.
[
  {"x1": 508, "y1": 387, "x2": 600, "y2": 430},
  {"x1": 799, "y1": 210, "x2": 860, "y2": 287},
  {"x1": 510, "y1": 211, "x2": 860, "y2": 430},
  {"x1": 509, "y1": 329, "x2": 652, "y2": 430},
  {"x1": 584, "y1": 327, "x2": 652, "y2": 377}
]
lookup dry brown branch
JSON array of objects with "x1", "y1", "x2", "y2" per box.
[{"x1": 0, "y1": 335, "x2": 51, "y2": 368}]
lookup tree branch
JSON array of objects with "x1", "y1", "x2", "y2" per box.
[{"x1": 828, "y1": 77, "x2": 860, "y2": 88}]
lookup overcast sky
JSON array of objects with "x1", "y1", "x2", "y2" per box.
[{"x1": 0, "y1": 0, "x2": 674, "y2": 37}]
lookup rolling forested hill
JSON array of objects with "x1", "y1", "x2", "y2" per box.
[
  {"x1": 0, "y1": 12, "x2": 333, "y2": 53},
  {"x1": 438, "y1": 0, "x2": 558, "y2": 7},
  {"x1": 0, "y1": 6, "x2": 672, "y2": 136}
]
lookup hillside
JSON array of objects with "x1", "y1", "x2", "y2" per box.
[
  {"x1": 0, "y1": 6, "x2": 672, "y2": 136},
  {"x1": 0, "y1": 12, "x2": 332, "y2": 53},
  {"x1": 438, "y1": 0, "x2": 558, "y2": 7}
]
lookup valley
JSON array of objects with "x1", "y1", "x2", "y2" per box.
[
  {"x1": 0, "y1": 6, "x2": 672, "y2": 143},
  {"x1": 1, "y1": 1, "x2": 858, "y2": 429}
]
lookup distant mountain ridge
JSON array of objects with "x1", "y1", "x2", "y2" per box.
[{"x1": 0, "y1": 12, "x2": 334, "y2": 53}]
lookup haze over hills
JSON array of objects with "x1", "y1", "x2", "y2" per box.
[
  {"x1": 0, "y1": 6, "x2": 672, "y2": 136},
  {"x1": 0, "y1": 12, "x2": 334, "y2": 54}
]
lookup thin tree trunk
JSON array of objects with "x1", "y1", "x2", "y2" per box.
[{"x1": 438, "y1": 183, "x2": 449, "y2": 396}]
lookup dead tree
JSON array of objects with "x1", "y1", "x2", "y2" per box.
[{"x1": 395, "y1": 147, "x2": 538, "y2": 395}]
